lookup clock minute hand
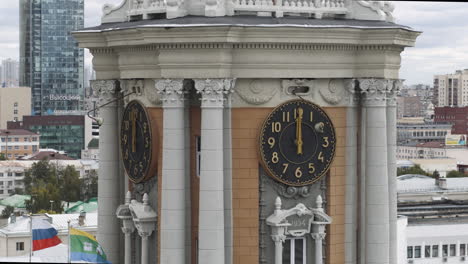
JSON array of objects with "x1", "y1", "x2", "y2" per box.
[
  {"x1": 131, "y1": 110, "x2": 137, "y2": 153},
  {"x1": 296, "y1": 107, "x2": 304, "y2": 155}
]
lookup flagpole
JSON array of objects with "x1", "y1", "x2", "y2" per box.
[
  {"x1": 29, "y1": 214, "x2": 32, "y2": 263},
  {"x1": 68, "y1": 220, "x2": 71, "y2": 264}
]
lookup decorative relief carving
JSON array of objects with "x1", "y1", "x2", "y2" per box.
[
  {"x1": 265, "y1": 176, "x2": 312, "y2": 200},
  {"x1": 120, "y1": 79, "x2": 144, "y2": 105},
  {"x1": 90, "y1": 80, "x2": 119, "y2": 103},
  {"x1": 155, "y1": 79, "x2": 186, "y2": 107},
  {"x1": 319, "y1": 79, "x2": 345, "y2": 105},
  {"x1": 235, "y1": 79, "x2": 278, "y2": 105},
  {"x1": 195, "y1": 79, "x2": 236, "y2": 108},
  {"x1": 357, "y1": 78, "x2": 388, "y2": 107},
  {"x1": 311, "y1": 233, "x2": 326, "y2": 240},
  {"x1": 132, "y1": 176, "x2": 157, "y2": 202}
]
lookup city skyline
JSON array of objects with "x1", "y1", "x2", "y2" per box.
[{"x1": 0, "y1": 1, "x2": 467, "y2": 85}]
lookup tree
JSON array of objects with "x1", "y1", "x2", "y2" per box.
[
  {"x1": 397, "y1": 164, "x2": 430, "y2": 176},
  {"x1": 0, "y1": 153, "x2": 6, "y2": 160},
  {"x1": 24, "y1": 160, "x2": 62, "y2": 213},
  {"x1": 446, "y1": 170, "x2": 466, "y2": 178},
  {"x1": 1, "y1": 206, "x2": 14, "y2": 218},
  {"x1": 60, "y1": 165, "x2": 81, "y2": 205},
  {"x1": 80, "y1": 170, "x2": 98, "y2": 201}
]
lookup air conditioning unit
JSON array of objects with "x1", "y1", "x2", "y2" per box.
[
  {"x1": 408, "y1": 260, "x2": 414, "y2": 264},
  {"x1": 461, "y1": 256, "x2": 466, "y2": 261},
  {"x1": 443, "y1": 257, "x2": 448, "y2": 262}
]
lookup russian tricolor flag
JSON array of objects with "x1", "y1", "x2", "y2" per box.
[{"x1": 32, "y1": 217, "x2": 62, "y2": 251}]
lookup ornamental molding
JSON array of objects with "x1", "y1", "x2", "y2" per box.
[
  {"x1": 195, "y1": 78, "x2": 236, "y2": 108},
  {"x1": 265, "y1": 175, "x2": 312, "y2": 200},
  {"x1": 102, "y1": 0, "x2": 395, "y2": 22},
  {"x1": 155, "y1": 79, "x2": 187, "y2": 108},
  {"x1": 357, "y1": 78, "x2": 388, "y2": 107},
  {"x1": 90, "y1": 80, "x2": 119, "y2": 103},
  {"x1": 235, "y1": 79, "x2": 278, "y2": 105},
  {"x1": 311, "y1": 233, "x2": 326, "y2": 240},
  {"x1": 89, "y1": 48, "x2": 116, "y2": 55},
  {"x1": 319, "y1": 79, "x2": 345, "y2": 105}
]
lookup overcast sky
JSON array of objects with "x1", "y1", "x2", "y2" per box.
[{"x1": 0, "y1": 1, "x2": 466, "y2": 86}]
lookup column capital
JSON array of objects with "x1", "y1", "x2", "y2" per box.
[
  {"x1": 357, "y1": 78, "x2": 388, "y2": 107},
  {"x1": 386, "y1": 79, "x2": 403, "y2": 107},
  {"x1": 91, "y1": 80, "x2": 119, "y2": 104},
  {"x1": 311, "y1": 233, "x2": 326, "y2": 240},
  {"x1": 344, "y1": 79, "x2": 359, "y2": 107},
  {"x1": 195, "y1": 79, "x2": 236, "y2": 108},
  {"x1": 271, "y1": 234, "x2": 286, "y2": 243},
  {"x1": 155, "y1": 79, "x2": 187, "y2": 108},
  {"x1": 122, "y1": 225, "x2": 135, "y2": 235}
]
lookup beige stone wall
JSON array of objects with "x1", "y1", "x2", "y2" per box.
[
  {"x1": 0, "y1": 87, "x2": 31, "y2": 129},
  {"x1": 231, "y1": 107, "x2": 347, "y2": 264}
]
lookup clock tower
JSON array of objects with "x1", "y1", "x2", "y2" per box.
[{"x1": 73, "y1": 1, "x2": 420, "y2": 264}]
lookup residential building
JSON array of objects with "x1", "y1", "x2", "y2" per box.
[
  {"x1": 1, "y1": 59, "x2": 19, "y2": 88},
  {"x1": 0, "y1": 87, "x2": 31, "y2": 129},
  {"x1": 397, "y1": 96, "x2": 424, "y2": 118},
  {"x1": 0, "y1": 159, "x2": 98, "y2": 199},
  {"x1": 7, "y1": 115, "x2": 92, "y2": 159},
  {"x1": 0, "y1": 213, "x2": 97, "y2": 258},
  {"x1": 434, "y1": 106, "x2": 468, "y2": 135},
  {"x1": 19, "y1": 0, "x2": 84, "y2": 116},
  {"x1": 434, "y1": 69, "x2": 468, "y2": 107},
  {"x1": 81, "y1": 138, "x2": 99, "y2": 160},
  {"x1": 0, "y1": 129, "x2": 40, "y2": 160}
]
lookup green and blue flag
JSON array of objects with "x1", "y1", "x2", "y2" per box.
[{"x1": 70, "y1": 227, "x2": 111, "y2": 264}]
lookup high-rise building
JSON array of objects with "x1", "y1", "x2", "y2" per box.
[
  {"x1": 19, "y1": 0, "x2": 84, "y2": 116},
  {"x1": 1, "y1": 59, "x2": 19, "y2": 87},
  {"x1": 433, "y1": 69, "x2": 468, "y2": 107},
  {"x1": 0, "y1": 87, "x2": 31, "y2": 129}
]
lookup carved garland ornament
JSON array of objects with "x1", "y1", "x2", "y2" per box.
[
  {"x1": 235, "y1": 79, "x2": 278, "y2": 105},
  {"x1": 319, "y1": 79, "x2": 345, "y2": 105}
]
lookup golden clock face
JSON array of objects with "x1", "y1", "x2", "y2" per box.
[
  {"x1": 259, "y1": 100, "x2": 336, "y2": 186},
  {"x1": 120, "y1": 100, "x2": 157, "y2": 183}
]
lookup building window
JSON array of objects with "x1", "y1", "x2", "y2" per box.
[
  {"x1": 24, "y1": 146, "x2": 28, "y2": 150},
  {"x1": 7, "y1": 172, "x2": 12, "y2": 177},
  {"x1": 7, "y1": 146, "x2": 12, "y2": 150},
  {"x1": 14, "y1": 146, "x2": 19, "y2": 150},
  {"x1": 16, "y1": 242, "x2": 24, "y2": 251},
  {"x1": 14, "y1": 138, "x2": 19, "y2": 142},
  {"x1": 443, "y1": 244, "x2": 448, "y2": 257},
  {"x1": 414, "y1": 246, "x2": 421, "y2": 258},
  {"x1": 425, "y1": 245, "x2": 431, "y2": 258},
  {"x1": 13, "y1": 110, "x2": 18, "y2": 115},
  {"x1": 283, "y1": 238, "x2": 306, "y2": 264},
  {"x1": 450, "y1": 244, "x2": 456, "y2": 256},
  {"x1": 13, "y1": 102, "x2": 18, "y2": 107},
  {"x1": 15, "y1": 173, "x2": 23, "y2": 177},
  {"x1": 461, "y1": 244, "x2": 466, "y2": 256},
  {"x1": 407, "y1": 246, "x2": 413, "y2": 258},
  {"x1": 24, "y1": 137, "x2": 28, "y2": 142}
]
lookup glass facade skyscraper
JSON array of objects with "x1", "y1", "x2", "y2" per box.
[{"x1": 19, "y1": 0, "x2": 84, "y2": 116}]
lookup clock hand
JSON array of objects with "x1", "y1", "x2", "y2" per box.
[
  {"x1": 131, "y1": 110, "x2": 137, "y2": 153},
  {"x1": 296, "y1": 107, "x2": 304, "y2": 155}
]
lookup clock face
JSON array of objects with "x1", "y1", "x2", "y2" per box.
[
  {"x1": 120, "y1": 100, "x2": 157, "y2": 183},
  {"x1": 259, "y1": 100, "x2": 336, "y2": 186}
]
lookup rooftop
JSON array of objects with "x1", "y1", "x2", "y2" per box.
[
  {"x1": 0, "y1": 129, "x2": 39, "y2": 137},
  {"x1": 397, "y1": 174, "x2": 468, "y2": 193}
]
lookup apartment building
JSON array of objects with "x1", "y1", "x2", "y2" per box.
[
  {"x1": 434, "y1": 69, "x2": 468, "y2": 107},
  {"x1": 0, "y1": 129, "x2": 40, "y2": 160}
]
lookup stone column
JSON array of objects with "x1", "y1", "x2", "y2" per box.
[
  {"x1": 195, "y1": 78, "x2": 234, "y2": 264},
  {"x1": 387, "y1": 80, "x2": 400, "y2": 264},
  {"x1": 311, "y1": 232, "x2": 326, "y2": 264},
  {"x1": 344, "y1": 79, "x2": 359, "y2": 264},
  {"x1": 223, "y1": 89, "x2": 234, "y2": 264},
  {"x1": 156, "y1": 79, "x2": 187, "y2": 264},
  {"x1": 272, "y1": 234, "x2": 285, "y2": 264},
  {"x1": 140, "y1": 232, "x2": 151, "y2": 264},
  {"x1": 91, "y1": 80, "x2": 121, "y2": 264},
  {"x1": 358, "y1": 78, "x2": 390, "y2": 264}
]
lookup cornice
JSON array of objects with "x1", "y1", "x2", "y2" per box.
[{"x1": 73, "y1": 25, "x2": 419, "y2": 50}]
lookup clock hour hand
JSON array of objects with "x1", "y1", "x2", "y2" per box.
[{"x1": 296, "y1": 107, "x2": 303, "y2": 155}]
